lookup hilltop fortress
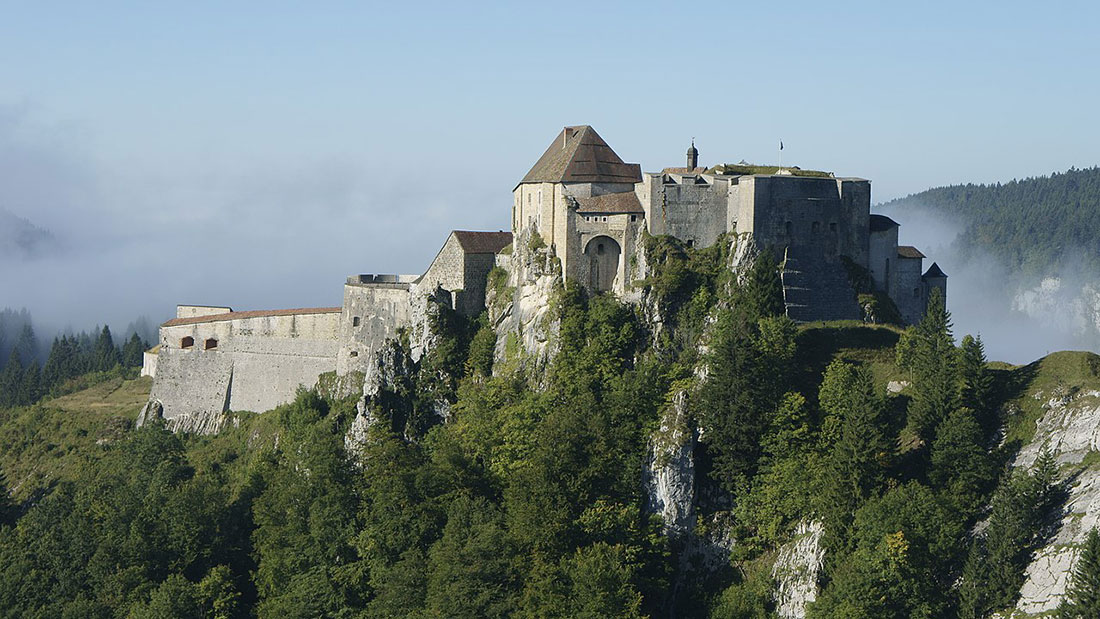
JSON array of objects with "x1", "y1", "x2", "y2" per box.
[{"x1": 142, "y1": 125, "x2": 945, "y2": 431}]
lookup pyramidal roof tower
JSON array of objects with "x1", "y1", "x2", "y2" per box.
[{"x1": 519, "y1": 125, "x2": 641, "y2": 186}]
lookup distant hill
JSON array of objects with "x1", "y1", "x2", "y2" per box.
[
  {"x1": 0, "y1": 208, "x2": 54, "y2": 260},
  {"x1": 879, "y1": 166, "x2": 1100, "y2": 280}
]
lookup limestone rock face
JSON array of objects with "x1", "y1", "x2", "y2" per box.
[
  {"x1": 773, "y1": 520, "x2": 825, "y2": 619},
  {"x1": 487, "y1": 228, "x2": 562, "y2": 374},
  {"x1": 643, "y1": 389, "x2": 697, "y2": 539},
  {"x1": 1012, "y1": 389, "x2": 1100, "y2": 615},
  {"x1": 135, "y1": 399, "x2": 164, "y2": 428}
]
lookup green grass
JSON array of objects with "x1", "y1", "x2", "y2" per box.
[
  {"x1": 998, "y1": 351, "x2": 1100, "y2": 448},
  {"x1": 0, "y1": 374, "x2": 152, "y2": 500},
  {"x1": 709, "y1": 163, "x2": 834, "y2": 178}
]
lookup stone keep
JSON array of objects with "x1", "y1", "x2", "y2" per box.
[{"x1": 513, "y1": 125, "x2": 946, "y2": 320}]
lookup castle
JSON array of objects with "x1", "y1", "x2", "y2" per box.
[{"x1": 142, "y1": 125, "x2": 945, "y2": 431}]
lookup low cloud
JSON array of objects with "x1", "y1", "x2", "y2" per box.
[{"x1": 881, "y1": 205, "x2": 1100, "y2": 364}]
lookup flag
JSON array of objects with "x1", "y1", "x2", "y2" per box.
[{"x1": 780, "y1": 140, "x2": 784, "y2": 151}]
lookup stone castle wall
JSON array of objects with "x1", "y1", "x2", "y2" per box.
[
  {"x1": 150, "y1": 310, "x2": 341, "y2": 431},
  {"x1": 337, "y1": 279, "x2": 414, "y2": 376}
]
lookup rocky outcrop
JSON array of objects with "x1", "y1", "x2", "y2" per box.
[
  {"x1": 773, "y1": 520, "x2": 825, "y2": 619},
  {"x1": 644, "y1": 389, "x2": 697, "y2": 539},
  {"x1": 487, "y1": 228, "x2": 562, "y2": 375},
  {"x1": 1011, "y1": 388, "x2": 1100, "y2": 615}
]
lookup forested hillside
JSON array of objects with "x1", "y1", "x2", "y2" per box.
[
  {"x1": 0, "y1": 236, "x2": 1098, "y2": 617},
  {"x1": 879, "y1": 166, "x2": 1100, "y2": 280}
]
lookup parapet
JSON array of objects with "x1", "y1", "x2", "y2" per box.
[
  {"x1": 346, "y1": 274, "x2": 420, "y2": 287},
  {"x1": 176, "y1": 305, "x2": 233, "y2": 319}
]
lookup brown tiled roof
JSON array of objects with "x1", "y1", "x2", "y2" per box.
[
  {"x1": 163, "y1": 307, "x2": 341, "y2": 327},
  {"x1": 869, "y1": 214, "x2": 900, "y2": 232},
  {"x1": 452, "y1": 230, "x2": 513, "y2": 254},
  {"x1": 520, "y1": 126, "x2": 642, "y2": 186},
  {"x1": 897, "y1": 246, "x2": 926, "y2": 259},
  {"x1": 575, "y1": 192, "x2": 644, "y2": 214}
]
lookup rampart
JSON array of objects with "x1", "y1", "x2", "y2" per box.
[{"x1": 149, "y1": 308, "x2": 341, "y2": 431}]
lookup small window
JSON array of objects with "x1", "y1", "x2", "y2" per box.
[
  {"x1": 812, "y1": 221, "x2": 821, "y2": 234},
  {"x1": 204, "y1": 338, "x2": 218, "y2": 350},
  {"x1": 603, "y1": 217, "x2": 607, "y2": 222},
  {"x1": 830, "y1": 222, "x2": 837, "y2": 233},
  {"x1": 914, "y1": 287, "x2": 920, "y2": 297},
  {"x1": 350, "y1": 351, "x2": 359, "y2": 358},
  {"x1": 181, "y1": 336, "x2": 194, "y2": 349},
  {"x1": 687, "y1": 239, "x2": 695, "y2": 248},
  {"x1": 785, "y1": 221, "x2": 793, "y2": 235},
  {"x1": 353, "y1": 316, "x2": 361, "y2": 327},
  {"x1": 597, "y1": 243, "x2": 605, "y2": 255},
  {"x1": 630, "y1": 214, "x2": 637, "y2": 222}
]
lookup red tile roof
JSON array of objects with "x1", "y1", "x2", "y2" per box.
[
  {"x1": 163, "y1": 307, "x2": 341, "y2": 327},
  {"x1": 575, "y1": 191, "x2": 644, "y2": 214},
  {"x1": 897, "y1": 246, "x2": 926, "y2": 259},
  {"x1": 452, "y1": 230, "x2": 513, "y2": 254}
]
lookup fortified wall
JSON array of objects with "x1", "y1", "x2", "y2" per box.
[{"x1": 143, "y1": 124, "x2": 947, "y2": 431}]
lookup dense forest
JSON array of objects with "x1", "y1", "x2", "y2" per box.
[
  {"x1": 879, "y1": 166, "x2": 1100, "y2": 280},
  {"x1": 0, "y1": 237, "x2": 1098, "y2": 618},
  {"x1": 0, "y1": 307, "x2": 151, "y2": 408}
]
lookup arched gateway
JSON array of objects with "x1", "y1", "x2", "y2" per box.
[{"x1": 584, "y1": 235, "x2": 621, "y2": 292}]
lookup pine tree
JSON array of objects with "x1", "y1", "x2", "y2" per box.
[
  {"x1": 1061, "y1": 528, "x2": 1100, "y2": 618},
  {"x1": 92, "y1": 325, "x2": 120, "y2": 371},
  {"x1": 121, "y1": 333, "x2": 146, "y2": 368},
  {"x1": 907, "y1": 288, "x2": 959, "y2": 442},
  {"x1": 960, "y1": 334, "x2": 994, "y2": 426},
  {"x1": 20, "y1": 362, "x2": 42, "y2": 406},
  {"x1": 0, "y1": 349, "x2": 23, "y2": 408},
  {"x1": 13, "y1": 323, "x2": 39, "y2": 368}
]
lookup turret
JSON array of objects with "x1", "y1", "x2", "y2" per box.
[{"x1": 687, "y1": 139, "x2": 698, "y2": 169}]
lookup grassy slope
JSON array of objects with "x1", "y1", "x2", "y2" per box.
[
  {"x1": 0, "y1": 373, "x2": 288, "y2": 504},
  {"x1": 0, "y1": 375, "x2": 151, "y2": 500}
]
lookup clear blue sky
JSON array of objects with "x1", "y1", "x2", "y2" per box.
[{"x1": 2, "y1": 1, "x2": 1099, "y2": 338}]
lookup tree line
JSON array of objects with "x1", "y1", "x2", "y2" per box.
[
  {"x1": 880, "y1": 166, "x2": 1100, "y2": 280},
  {"x1": 0, "y1": 316, "x2": 149, "y2": 408}
]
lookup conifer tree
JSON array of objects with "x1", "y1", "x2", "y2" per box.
[
  {"x1": 960, "y1": 334, "x2": 994, "y2": 426},
  {"x1": 907, "y1": 288, "x2": 959, "y2": 442},
  {"x1": 13, "y1": 323, "x2": 39, "y2": 368},
  {"x1": 0, "y1": 349, "x2": 23, "y2": 408},
  {"x1": 121, "y1": 333, "x2": 146, "y2": 368},
  {"x1": 817, "y1": 360, "x2": 892, "y2": 548},
  {"x1": 92, "y1": 325, "x2": 120, "y2": 371},
  {"x1": 1060, "y1": 528, "x2": 1100, "y2": 618}
]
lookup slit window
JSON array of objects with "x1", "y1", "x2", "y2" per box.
[
  {"x1": 204, "y1": 338, "x2": 218, "y2": 350},
  {"x1": 830, "y1": 222, "x2": 837, "y2": 233},
  {"x1": 913, "y1": 287, "x2": 920, "y2": 297},
  {"x1": 785, "y1": 221, "x2": 793, "y2": 236},
  {"x1": 353, "y1": 316, "x2": 361, "y2": 327},
  {"x1": 181, "y1": 336, "x2": 194, "y2": 349},
  {"x1": 350, "y1": 351, "x2": 359, "y2": 358},
  {"x1": 597, "y1": 243, "x2": 605, "y2": 255},
  {"x1": 631, "y1": 214, "x2": 637, "y2": 222}
]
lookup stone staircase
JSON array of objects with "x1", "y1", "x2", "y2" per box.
[{"x1": 781, "y1": 247, "x2": 862, "y2": 322}]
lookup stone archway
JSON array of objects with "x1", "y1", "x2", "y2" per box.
[{"x1": 584, "y1": 235, "x2": 621, "y2": 292}]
